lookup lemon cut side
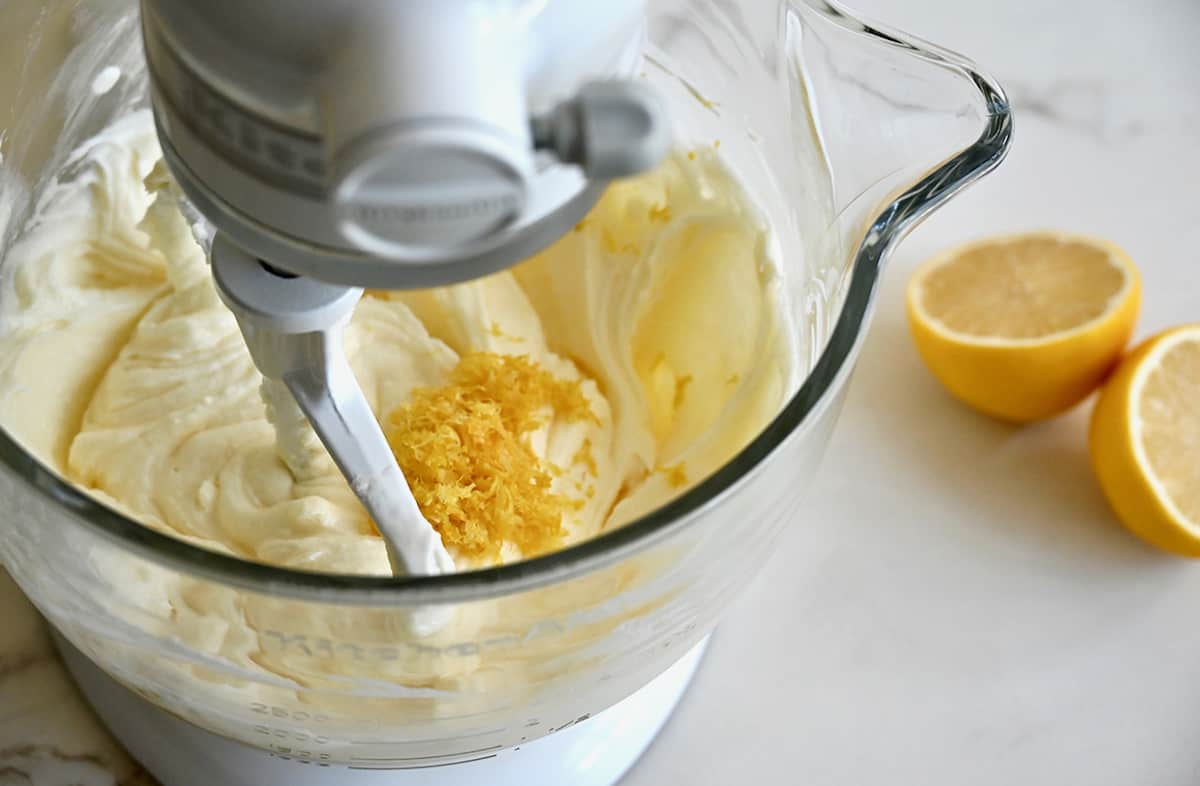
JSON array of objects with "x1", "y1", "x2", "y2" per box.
[
  {"x1": 907, "y1": 231, "x2": 1140, "y2": 422},
  {"x1": 1090, "y1": 326, "x2": 1200, "y2": 556}
]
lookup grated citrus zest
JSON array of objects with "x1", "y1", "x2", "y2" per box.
[
  {"x1": 573, "y1": 437, "x2": 598, "y2": 476},
  {"x1": 386, "y1": 352, "x2": 597, "y2": 561},
  {"x1": 648, "y1": 204, "x2": 673, "y2": 224},
  {"x1": 487, "y1": 321, "x2": 524, "y2": 342},
  {"x1": 662, "y1": 463, "x2": 689, "y2": 489}
]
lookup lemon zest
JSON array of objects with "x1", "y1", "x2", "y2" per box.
[{"x1": 386, "y1": 352, "x2": 596, "y2": 560}]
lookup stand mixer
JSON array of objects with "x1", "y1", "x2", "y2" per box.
[
  {"x1": 142, "y1": 0, "x2": 671, "y2": 582},
  {"x1": 0, "y1": 1, "x2": 1012, "y2": 785}
]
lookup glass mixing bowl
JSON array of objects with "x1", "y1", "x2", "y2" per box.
[{"x1": 0, "y1": 0, "x2": 1010, "y2": 771}]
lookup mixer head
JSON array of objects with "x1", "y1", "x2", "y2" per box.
[
  {"x1": 140, "y1": 0, "x2": 669, "y2": 288},
  {"x1": 138, "y1": 0, "x2": 671, "y2": 580}
]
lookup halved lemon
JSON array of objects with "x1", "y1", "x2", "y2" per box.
[
  {"x1": 1090, "y1": 326, "x2": 1200, "y2": 556},
  {"x1": 906, "y1": 231, "x2": 1141, "y2": 422}
]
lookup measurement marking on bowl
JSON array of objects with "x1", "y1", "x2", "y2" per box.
[
  {"x1": 349, "y1": 754, "x2": 498, "y2": 771},
  {"x1": 348, "y1": 728, "x2": 504, "y2": 745},
  {"x1": 350, "y1": 744, "x2": 503, "y2": 763}
]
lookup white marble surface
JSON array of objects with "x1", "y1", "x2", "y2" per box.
[
  {"x1": 2, "y1": 0, "x2": 1199, "y2": 784},
  {"x1": 0, "y1": 569, "x2": 152, "y2": 785},
  {"x1": 627, "y1": 0, "x2": 1200, "y2": 783}
]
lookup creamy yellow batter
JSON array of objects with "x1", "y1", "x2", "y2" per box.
[
  {"x1": 0, "y1": 109, "x2": 793, "y2": 750},
  {"x1": 0, "y1": 109, "x2": 788, "y2": 575}
]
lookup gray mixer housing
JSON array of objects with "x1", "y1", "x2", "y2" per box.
[{"x1": 140, "y1": 0, "x2": 669, "y2": 288}]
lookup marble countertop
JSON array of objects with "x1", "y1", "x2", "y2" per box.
[
  {"x1": 0, "y1": 569, "x2": 151, "y2": 785},
  {"x1": 3, "y1": 0, "x2": 1199, "y2": 784}
]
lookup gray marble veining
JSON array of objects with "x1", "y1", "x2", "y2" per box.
[{"x1": 0, "y1": 571, "x2": 152, "y2": 786}]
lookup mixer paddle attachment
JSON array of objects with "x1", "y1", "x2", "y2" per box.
[{"x1": 211, "y1": 234, "x2": 455, "y2": 583}]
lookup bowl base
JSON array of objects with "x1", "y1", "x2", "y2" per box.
[{"x1": 54, "y1": 632, "x2": 708, "y2": 786}]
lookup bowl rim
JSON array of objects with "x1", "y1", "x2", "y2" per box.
[{"x1": 0, "y1": 0, "x2": 1012, "y2": 606}]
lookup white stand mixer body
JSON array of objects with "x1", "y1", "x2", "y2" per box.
[{"x1": 57, "y1": 632, "x2": 708, "y2": 786}]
